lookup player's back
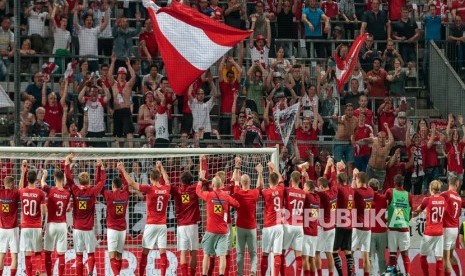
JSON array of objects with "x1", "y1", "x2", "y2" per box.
[
  {"x1": 284, "y1": 186, "x2": 306, "y2": 225},
  {"x1": 171, "y1": 184, "x2": 200, "y2": 226},
  {"x1": 19, "y1": 187, "x2": 45, "y2": 228},
  {"x1": 441, "y1": 190, "x2": 462, "y2": 228},
  {"x1": 337, "y1": 184, "x2": 354, "y2": 229},
  {"x1": 103, "y1": 186, "x2": 130, "y2": 231},
  {"x1": 423, "y1": 195, "x2": 446, "y2": 236},
  {"x1": 203, "y1": 189, "x2": 238, "y2": 234},
  {"x1": 234, "y1": 186, "x2": 260, "y2": 229},
  {"x1": 0, "y1": 188, "x2": 20, "y2": 229},
  {"x1": 316, "y1": 186, "x2": 338, "y2": 230},
  {"x1": 141, "y1": 184, "x2": 171, "y2": 225},
  {"x1": 260, "y1": 182, "x2": 285, "y2": 228},
  {"x1": 43, "y1": 186, "x2": 71, "y2": 224},
  {"x1": 354, "y1": 186, "x2": 374, "y2": 230},
  {"x1": 304, "y1": 192, "x2": 320, "y2": 236}
]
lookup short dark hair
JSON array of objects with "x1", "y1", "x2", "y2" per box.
[
  {"x1": 161, "y1": 76, "x2": 168, "y2": 83},
  {"x1": 27, "y1": 170, "x2": 37, "y2": 185},
  {"x1": 357, "y1": 172, "x2": 368, "y2": 184},
  {"x1": 150, "y1": 169, "x2": 161, "y2": 182},
  {"x1": 100, "y1": 64, "x2": 109, "y2": 69},
  {"x1": 149, "y1": 64, "x2": 159, "y2": 71},
  {"x1": 394, "y1": 174, "x2": 404, "y2": 187},
  {"x1": 180, "y1": 171, "x2": 193, "y2": 185},
  {"x1": 337, "y1": 173, "x2": 348, "y2": 184},
  {"x1": 269, "y1": 172, "x2": 279, "y2": 185},
  {"x1": 54, "y1": 170, "x2": 64, "y2": 182},
  {"x1": 318, "y1": 177, "x2": 329, "y2": 188},
  {"x1": 113, "y1": 177, "x2": 123, "y2": 189}
]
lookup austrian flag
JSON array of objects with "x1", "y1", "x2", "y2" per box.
[
  {"x1": 335, "y1": 33, "x2": 368, "y2": 91},
  {"x1": 143, "y1": 0, "x2": 252, "y2": 94}
]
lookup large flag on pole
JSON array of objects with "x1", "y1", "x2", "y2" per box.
[
  {"x1": 335, "y1": 33, "x2": 368, "y2": 91},
  {"x1": 143, "y1": 0, "x2": 252, "y2": 94}
]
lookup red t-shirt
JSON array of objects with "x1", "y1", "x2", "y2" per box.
[
  {"x1": 441, "y1": 190, "x2": 462, "y2": 228},
  {"x1": 233, "y1": 186, "x2": 260, "y2": 229},
  {"x1": 353, "y1": 186, "x2": 374, "y2": 231},
  {"x1": 296, "y1": 127, "x2": 319, "y2": 160},
  {"x1": 388, "y1": 0, "x2": 407, "y2": 20},
  {"x1": 139, "y1": 31, "x2": 158, "y2": 58},
  {"x1": 170, "y1": 184, "x2": 200, "y2": 226},
  {"x1": 140, "y1": 184, "x2": 171, "y2": 225},
  {"x1": 321, "y1": 1, "x2": 339, "y2": 18},
  {"x1": 385, "y1": 187, "x2": 413, "y2": 232},
  {"x1": 420, "y1": 195, "x2": 446, "y2": 236},
  {"x1": 44, "y1": 103, "x2": 63, "y2": 132},
  {"x1": 303, "y1": 192, "x2": 320, "y2": 236},
  {"x1": 266, "y1": 121, "x2": 282, "y2": 145},
  {"x1": 453, "y1": 0, "x2": 465, "y2": 20},
  {"x1": 367, "y1": 70, "x2": 388, "y2": 98},
  {"x1": 371, "y1": 192, "x2": 387, "y2": 233},
  {"x1": 336, "y1": 184, "x2": 354, "y2": 230},
  {"x1": 196, "y1": 184, "x2": 239, "y2": 234},
  {"x1": 354, "y1": 108, "x2": 374, "y2": 126},
  {"x1": 384, "y1": 163, "x2": 406, "y2": 191},
  {"x1": 211, "y1": 6, "x2": 223, "y2": 20},
  {"x1": 378, "y1": 110, "x2": 395, "y2": 132},
  {"x1": 42, "y1": 185, "x2": 71, "y2": 224},
  {"x1": 0, "y1": 161, "x2": 13, "y2": 188},
  {"x1": 0, "y1": 188, "x2": 19, "y2": 229},
  {"x1": 232, "y1": 123, "x2": 242, "y2": 141},
  {"x1": 260, "y1": 182, "x2": 285, "y2": 227},
  {"x1": 219, "y1": 81, "x2": 240, "y2": 113},
  {"x1": 284, "y1": 186, "x2": 306, "y2": 226},
  {"x1": 19, "y1": 187, "x2": 45, "y2": 228},
  {"x1": 316, "y1": 177, "x2": 338, "y2": 231},
  {"x1": 102, "y1": 183, "x2": 130, "y2": 231},
  {"x1": 446, "y1": 141, "x2": 465, "y2": 174},
  {"x1": 353, "y1": 124, "x2": 373, "y2": 157},
  {"x1": 424, "y1": 136, "x2": 440, "y2": 168},
  {"x1": 65, "y1": 164, "x2": 106, "y2": 231}
]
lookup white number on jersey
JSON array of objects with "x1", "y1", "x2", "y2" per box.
[
  {"x1": 23, "y1": 199, "x2": 38, "y2": 216},
  {"x1": 273, "y1": 196, "x2": 281, "y2": 212},
  {"x1": 56, "y1": 201, "x2": 64, "y2": 217},
  {"x1": 156, "y1": 196, "x2": 164, "y2": 212},
  {"x1": 290, "y1": 199, "x2": 304, "y2": 216},
  {"x1": 431, "y1": 206, "x2": 444, "y2": 223}
]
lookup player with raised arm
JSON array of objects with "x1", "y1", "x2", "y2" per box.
[
  {"x1": 40, "y1": 169, "x2": 71, "y2": 276},
  {"x1": 120, "y1": 161, "x2": 171, "y2": 276},
  {"x1": 302, "y1": 177, "x2": 320, "y2": 276},
  {"x1": 19, "y1": 160, "x2": 46, "y2": 276},
  {"x1": 259, "y1": 162, "x2": 285, "y2": 276},
  {"x1": 64, "y1": 153, "x2": 107, "y2": 276},
  {"x1": 441, "y1": 175, "x2": 463, "y2": 276},
  {"x1": 196, "y1": 169, "x2": 240, "y2": 276},
  {"x1": 0, "y1": 176, "x2": 20, "y2": 276},
  {"x1": 413, "y1": 180, "x2": 446, "y2": 276}
]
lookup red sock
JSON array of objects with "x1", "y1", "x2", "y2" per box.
[
  {"x1": 436, "y1": 259, "x2": 443, "y2": 276},
  {"x1": 303, "y1": 270, "x2": 311, "y2": 276},
  {"x1": 0, "y1": 270, "x2": 3, "y2": 276},
  {"x1": 328, "y1": 272, "x2": 334, "y2": 276},
  {"x1": 317, "y1": 269, "x2": 322, "y2": 276},
  {"x1": 260, "y1": 255, "x2": 268, "y2": 276},
  {"x1": 10, "y1": 269, "x2": 17, "y2": 276},
  {"x1": 389, "y1": 254, "x2": 397, "y2": 267},
  {"x1": 25, "y1": 255, "x2": 33, "y2": 276},
  {"x1": 87, "y1": 253, "x2": 95, "y2": 275},
  {"x1": 295, "y1": 256, "x2": 303, "y2": 276},
  {"x1": 181, "y1": 263, "x2": 188, "y2": 276},
  {"x1": 190, "y1": 267, "x2": 196, "y2": 276},
  {"x1": 110, "y1": 258, "x2": 119, "y2": 276},
  {"x1": 445, "y1": 272, "x2": 451, "y2": 276},
  {"x1": 208, "y1": 256, "x2": 215, "y2": 276},
  {"x1": 34, "y1": 252, "x2": 42, "y2": 275},
  {"x1": 453, "y1": 264, "x2": 460, "y2": 275},
  {"x1": 76, "y1": 254, "x2": 84, "y2": 276},
  {"x1": 364, "y1": 273, "x2": 369, "y2": 276},
  {"x1": 139, "y1": 253, "x2": 148, "y2": 276},
  {"x1": 402, "y1": 254, "x2": 411, "y2": 274},
  {"x1": 117, "y1": 259, "x2": 123, "y2": 273},
  {"x1": 225, "y1": 254, "x2": 231, "y2": 276},
  {"x1": 45, "y1": 252, "x2": 52, "y2": 276},
  {"x1": 420, "y1": 255, "x2": 429, "y2": 276},
  {"x1": 160, "y1": 252, "x2": 168, "y2": 276},
  {"x1": 280, "y1": 255, "x2": 286, "y2": 276},
  {"x1": 273, "y1": 255, "x2": 281, "y2": 276},
  {"x1": 58, "y1": 255, "x2": 65, "y2": 276}
]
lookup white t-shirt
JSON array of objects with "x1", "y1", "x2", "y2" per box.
[
  {"x1": 77, "y1": 26, "x2": 100, "y2": 60},
  {"x1": 0, "y1": 28, "x2": 14, "y2": 52},
  {"x1": 28, "y1": 10, "x2": 48, "y2": 36},
  {"x1": 85, "y1": 98, "x2": 106, "y2": 132},
  {"x1": 250, "y1": 46, "x2": 270, "y2": 68},
  {"x1": 154, "y1": 106, "x2": 169, "y2": 140},
  {"x1": 188, "y1": 98, "x2": 214, "y2": 133},
  {"x1": 52, "y1": 28, "x2": 71, "y2": 53},
  {"x1": 351, "y1": 70, "x2": 365, "y2": 93},
  {"x1": 94, "y1": 9, "x2": 112, "y2": 38}
]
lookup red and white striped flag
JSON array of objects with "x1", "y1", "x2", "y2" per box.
[
  {"x1": 143, "y1": 0, "x2": 252, "y2": 94},
  {"x1": 336, "y1": 33, "x2": 368, "y2": 91}
]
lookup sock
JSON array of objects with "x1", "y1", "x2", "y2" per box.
[
  {"x1": 295, "y1": 256, "x2": 303, "y2": 276},
  {"x1": 445, "y1": 272, "x2": 451, "y2": 276},
  {"x1": 333, "y1": 253, "x2": 343, "y2": 276},
  {"x1": 139, "y1": 253, "x2": 148, "y2": 276},
  {"x1": 225, "y1": 254, "x2": 231, "y2": 276},
  {"x1": 117, "y1": 259, "x2": 123, "y2": 273},
  {"x1": 76, "y1": 254, "x2": 84, "y2": 276},
  {"x1": 303, "y1": 270, "x2": 311, "y2": 276},
  {"x1": 402, "y1": 254, "x2": 411, "y2": 274},
  {"x1": 0, "y1": 270, "x2": 3, "y2": 276},
  {"x1": 273, "y1": 255, "x2": 281, "y2": 276},
  {"x1": 389, "y1": 254, "x2": 397, "y2": 267},
  {"x1": 10, "y1": 269, "x2": 17, "y2": 276},
  {"x1": 87, "y1": 253, "x2": 95, "y2": 275},
  {"x1": 160, "y1": 252, "x2": 168, "y2": 276},
  {"x1": 328, "y1": 272, "x2": 334, "y2": 276},
  {"x1": 420, "y1": 255, "x2": 429, "y2": 276},
  {"x1": 110, "y1": 258, "x2": 119, "y2": 276},
  {"x1": 317, "y1": 269, "x2": 322, "y2": 276},
  {"x1": 208, "y1": 256, "x2": 215, "y2": 276},
  {"x1": 364, "y1": 273, "x2": 369, "y2": 276},
  {"x1": 280, "y1": 254, "x2": 285, "y2": 276},
  {"x1": 58, "y1": 255, "x2": 65, "y2": 276},
  {"x1": 260, "y1": 255, "x2": 268, "y2": 276},
  {"x1": 436, "y1": 259, "x2": 443, "y2": 276},
  {"x1": 453, "y1": 264, "x2": 460, "y2": 275},
  {"x1": 34, "y1": 252, "x2": 42, "y2": 275},
  {"x1": 181, "y1": 263, "x2": 188, "y2": 276},
  {"x1": 190, "y1": 267, "x2": 196, "y2": 276},
  {"x1": 346, "y1": 253, "x2": 354, "y2": 276},
  {"x1": 45, "y1": 252, "x2": 52, "y2": 276},
  {"x1": 25, "y1": 255, "x2": 32, "y2": 276}
]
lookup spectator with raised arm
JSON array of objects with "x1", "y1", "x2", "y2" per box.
[
  {"x1": 231, "y1": 91, "x2": 246, "y2": 142},
  {"x1": 332, "y1": 104, "x2": 357, "y2": 175},
  {"x1": 249, "y1": 15, "x2": 271, "y2": 69},
  {"x1": 21, "y1": 72, "x2": 51, "y2": 113},
  {"x1": 382, "y1": 39, "x2": 404, "y2": 72},
  {"x1": 219, "y1": 56, "x2": 242, "y2": 135},
  {"x1": 139, "y1": 19, "x2": 158, "y2": 75},
  {"x1": 0, "y1": 16, "x2": 14, "y2": 81},
  {"x1": 387, "y1": 58, "x2": 407, "y2": 96},
  {"x1": 366, "y1": 57, "x2": 388, "y2": 99},
  {"x1": 246, "y1": 60, "x2": 267, "y2": 115},
  {"x1": 61, "y1": 104, "x2": 88, "y2": 148},
  {"x1": 188, "y1": 77, "x2": 217, "y2": 140},
  {"x1": 112, "y1": 13, "x2": 142, "y2": 72},
  {"x1": 295, "y1": 102, "x2": 320, "y2": 161},
  {"x1": 276, "y1": 0, "x2": 297, "y2": 57},
  {"x1": 377, "y1": 97, "x2": 396, "y2": 133},
  {"x1": 41, "y1": 78, "x2": 66, "y2": 133},
  {"x1": 445, "y1": 114, "x2": 465, "y2": 181},
  {"x1": 25, "y1": 0, "x2": 56, "y2": 53}
]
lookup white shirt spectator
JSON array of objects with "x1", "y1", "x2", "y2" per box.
[
  {"x1": 0, "y1": 28, "x2": 14, "y2": 52},
  {"x1": 84, "y1": 98, "x2": 106, "y2": 132},
  {"x1": 154, "y1": 106, "x2": 169, "y2": 140},
  {"x1": 28, "y1": 10, "x2": 48, "y2": 36},
  {"x1": 52, "y1": 28, "x2": 71, "y2": 53},
  {"x1": 94, "y1": 8, "x2": 112, "y2": 38},
  {"x1": 76, "y1": 27, "x2": 100, "y2": 60},
  {"x1": 250, "y1": 46, "x2": 270, "y2": 68},
  {"x1": 188, "y1": 98, "x2": 214, "y2": 133}
]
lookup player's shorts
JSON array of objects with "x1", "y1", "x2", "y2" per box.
[
  {"x1": 44, "y1": 222, "x2": 68, "y2": 253},
  {"x1": 316, "y1": 227, "x2": 336, "y2": 253},
  {"x1": 283, "y1": 224, "x2": 304, "y2": 251},
  {"x1": 351, "y1": 228, "x2": 371, "y2": 252},
  {"x1": 73, "y1": 229, "x2": 97, "y2": 253},
  {"x1": 443, "y1": 228, "x2": 459, "y2": 250},
  {"x1": 302, "y1": 235, "x2": 317, "y2": 257},
  {"x1": 333, "y1": 227, "x2": 352, "y2": 251},
  {"x1": 420, "y1": 235, "x2": 444, "y2": 257},
  {"x1": 0, "y1": 227, "x2": 19, "y2": 253},
  {"x1": 262, "y1": 224, "x2": 284, "y2": 254},
  {"x1": 20, "y1": 228, "x2": 43, "y2": 252},
  {"x1": 177, "y1": 224, "x2": 199, "y2": 251},
  {"x1": 107, "y1": 229, "x2": 126, "y2": 253},
  {"x1": 142, "y1": 224, "x2": 167, "y2": 249},
  {"x1": 201, "y1": 232, "x2": 228, "y2": 256},
  {"x1": 387, "y1": 230, "x2": 410, "y2": 252}
]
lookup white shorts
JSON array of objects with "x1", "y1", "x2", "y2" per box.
[
  {"x1": 443, "y1": 228, "x2": 459, "y2": 250},
  {"x1": 283, "y1": 225, "x2": 304, "y2": 251},
  {"x1": 302, "y1": 235, "x2": 317, "y2": 257},
  {"x1": 387, "y1": 230, "x2": 410, "y2": 252},
  {"x1": 73, "y1": 229, "x2": 97, "y2": 253},
  {"x1": 351, "y1": 229, "x2": 371, "y2": 252},
  {"x1": 20, "y1": 228, "x2": 43, "y2": 252},
  {"x1": 316, "y1": 228, "x2": 335, "y2": 253},
  {"x1": 142, "y1": 224, "x2": 167, "y2": 249},
  {"x1": 44, "y1": 222, "x2": 68, "y2": 253},
  {"x1": 177, "y1": 224, "x2": 199, "y2": 251},
  {"x1": 0, "y1": 228, "x2": 19, "y2": 253},
  {"x1": 262, "y1": 225, "x2": 284, "y2": 254},
  {"x1": 420, "y1": 235, "x2": 444, "y2": 257},
  {"x1": 107, "y1": 229, "x2": 126, "y2": 253}
]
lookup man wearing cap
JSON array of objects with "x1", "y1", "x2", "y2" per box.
[
  {"x1": 108, "y1": 54, "x2": 137, "y2": 148},
  {"x1": 390, "y1": 111, "x2": 407, "y2": 143},
  {"x1": 366, "y1": 57, "x2": 388, "y2": 99},
  {"x1": 249, "y1": 15, "x2": 271, "y2": 69}
]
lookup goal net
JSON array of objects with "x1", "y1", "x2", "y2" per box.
[{"x1": 0, "y1": 146, "x2": 278, "y2": 276}]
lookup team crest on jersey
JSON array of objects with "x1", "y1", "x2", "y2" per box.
[
  {"x1": 214, "y1": 204, "x2": 223, "y2": 214},
  {"x1": 78, "y1": 201, "x2": 87, "y2": 210},
  {"x1": 116, "y1": 205, "x2": 124, "y2": 214},
  {"x1": 181, "y1": 194, "x2": 190, "y2": 204},
  {"x1": 2, "y1": 204, "x2": 9, "y2": 212}
]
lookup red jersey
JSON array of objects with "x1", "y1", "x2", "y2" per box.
[
  {"x1": 446, "y1": 141, "x2": 465, "y2": 174},
  {"x1": 367, "y1": 70, "x2": 388, "y2": 98},
  {"x1": 321, "y1": 1, "x2": 339, "y2": 18},
  {"x1": 354, "y1": 108, "x2": 374, "y2": 126},
  {"x1": 353, "y1": 186, "x2": 374, "y2": 231},
  {"x1": 233, "y1": 186, "x2": 260, "y2": 229},
  {"x1": 441, "y1": 190, "x2": 462, "y2": 228},
  {"x1": 139, "y1": 30, "x2": 158, "y2": 58},
  {"x1": 453, "y1": 0, "x2": 465, "y2": 20},
  {"x1": 196, "y1": 184, "x2": 239, "y2": 234},
  {"x1": 371, "y1": 192, "x2": 387, "y2": 233},
  {"x1": 260, "y1": 182, "x2": 285, "y2": 228},
  {"x1": 19, "y1": 186, "x2": 45, "y2": 228},
  {"x1": 336, "y1": 184, "x2": 354, "y2": 230},
  {"x1": 102, "y1": 181, "x2": 130, "y2": 231},
  {"x1": 378, "y1": 110, "x2": 395, "y2": 133},
  {"x1": 232, "y1": 122, "x2": 242, "y2": 141},
  {"x1": 211, "y1": 6, "x2": 223, "y2": 20},
  {"x1": 219, "y1": 81, "x2": 239, "y2": 114},
  {"x1": 424, "y1": 136, "x2": 440, "y2": 168},
  {"x1": 384, "y1": 163, "x2": 406, "y2": 192},
  {"x1": 388, "y1": 0, "x2": 406, "y2": 20},
  {"x1": 43, "y1": 103, "x2": 63, "y2": 132},
  {"x1": 65, "y1": 164, "x2": 106, "y2": 231},
  {"x1": 171, "y1": 184, "x2": 200, "y2": 226},
  {"x1": 0, "y1": 188, "x2": 19, "y2": 229},
  {"x1": 353, "y1": 124, "x2": 373, "y2": 157},
  {"x1": 140, "y1": 184, "x2": 171, "y2": 225},
  {"x1": 304, "y1": 192, "x2": 320, "y2": 236},
  {"x1": 0, "y1": 161, "x2": 13, "y2": 188},
  {"x1": 42, "y1": 185, "x2": 71, "y2": 223},
  {"x1": 284, "y1": 186, "x2": 306, "y2": 226},
  {"x1": 385, "y1": 187, "x2": 413, "y2": 232},
  {"x1": 266, "y1": 121, "x2": 282, "y2": 145},
  {"x1": 420, "y1": 195, "x2": 446, "y2": 236},
  {"x1": 317, "y1": 175, "x2": 338, "y2": 231},
  {"x1": 295, "y1": 127, "x2": 319, "y2": 160}
]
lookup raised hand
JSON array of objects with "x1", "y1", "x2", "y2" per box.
[{"x1": 255, "y1": 163, "x2": 263, "y2": 173}]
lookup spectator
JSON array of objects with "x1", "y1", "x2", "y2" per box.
[
  {"x1": 263, "y1": 98, "x2": 283, "y2": 146},
  {"x1": 241, "y1": 113, "x2": 263, "y2": 147},
  {"x1": 153, "y1": 90, "x2": 170, "y2": 148},
  {"x1": 423, "y1": 3, "x2": 442, "y2": 85},
  {"x1": 276, "y1": 0, "x2": 297, "y2": 57},
  {"x1": 139, "y1": 19, "x2": 158, "y2": 75},
  {"x1": 210, "y1": 0, "x2": 223, "y2": 20},
  {"x1": 224, "y1": 0, "x2": 246, "y2": 30},
  {"x1": 382, "y1": 39, "x2": 403, "y2": 72},
  {"x1": 249, "y1": 16, "x2": 271, "y2": 69},
  {"x1": 28, "y1": 107, "x2": 51, "y2": 147},
  {"x1": 156, "y1": 77, "x2": 177, "y2": 134},
  {"x1": 354, "y1": 95, "x2": 374, "y2": 126},
  {"x1": 295, "y1": 105, "x2": 320, "y2": 161},
  {"x1": 137, "y1": 92, "x2": 156, "y2": 138},
  {"x1": 390, "y1": 111, "x2": 408, "y2": 143},
  {"x1": 20, "y1": 99, "x2": 36, "y2": 136},
  {"x1": 388, "y1": 0, "x2": 406, "y2": 21},
  {"x1": 366, "y1": 57, "x2": 388, "y2": 99},
  {"x1": 41, "y1": 78, "x2": 67, "y2": 133},
  {"x1": 360, "y1": 0, "x2": 391, "y2": 50},
  {"x1": 452, "y1": 0, "x2": 465, "y2": 21},
  {"x1": 392, "y1": 7, "x2": 419, "y2": 65},
  {"x1": 342, "y1": 78, "x2": 363, "y2": 108},
  {"x1": 95, "y1": 0, "x2": 113, "y2": 57},
  {"x1": 231, "y1": 91, "x2": 246, "y2": 141},
  {"x1": 245, "y1": 61, "x2": 267, "y2": 115},
  {"x1": 21, "y1": 72, "x2": 52, "y2": 113},
  {"x1": 188, "y1": 77, "x2": 217, "y2": 139},
  {"x1": 73, "y1": 58, "x2": 91, "y2": 94},
  {"x1": 112, "y1": 13, "x2": 142, "y2": 71},
  {"x1": 300, "y1": 83, "x2": 319, "y2": 119},
  {"x1": 289, "y1": 64, "x2": 308, "y2": 98},
  {"x1": 19, "y1": 39, "x2": 37, "y2": 75},
  {"x1": 0, "y1": 15, "x2": 13, "y2": 81},
  {"x1": 350, "y1": 62, "x2": 366, "y2": 93},
  {"x1": 377, "y1": 97, "x2": 396, "y2": 133},
  {"x1": 73, "y1": 4, "x2": 109, "y2": 72},
  {"x1": 269, "y1": 46, "x2": 291, "y2": 75},
  {"x1": 61, "y1": 104, "x2": 88, "y2": 148},
  {"x1": 352, "y1": 112, "x2": 373, "y2": 172},
  {"x1": 387, "y1": 57, "x2": 407, "y2": 96},
  {"x1": 405, "y1": 131, "x2": 426, "y2": 194},
  {"x1": 448, "y1": 15, "x2": 465, "y2": 71},
  {"x1": 422, "y1": 122, "x2": 442, "y2": 187},
  {"x1": 302, "y1": 0, "x2": 330, "y2": 58},
  {"x1": 142, "y1": 64, "x2": 164, "y2": 93},
  {"x1": 51, "y1": 15, "x2": 71, "y2": 70},
  {"x1": 25, "y1": 0, "x2": 55, "y2": 53},
  {"x1": 332, "y1": 103, "x2": 357, "y2": 172},
  {"x1": 249, "y1": 1, "x2": 271, "y2": 38},
  {"x1": 321, "y1": 0, "x2": 339, "y2": 21},
  {"x1": 219, "y1": 56, "x2": 242, "y2": 135},
  {"x1": 320, "y1": 84, "x2": 339, "y2": 135},
  {"x1": 359, "y1": 33, "x2": 381, "y2": 72},
  {"x1": 129, "y1": 59, "x2": 143, "y2": 95},
  {"x1": 366, "y1": 123, "x2": 394, "y2": 187},
  {"x1": 384, "y1": 148, "x2": 413, "y2": 191},
  {"x1": 445, "y1": 114, "x2": 465, "y2": 181},
  {"x1": 198, "y1": 0, "x2": 213, "y2": 16},
  {"x1": 339, "y1": 0, "x2": 357, "y2": 39}
]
